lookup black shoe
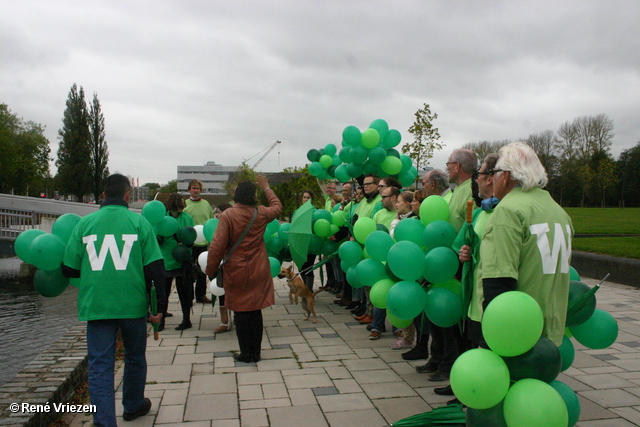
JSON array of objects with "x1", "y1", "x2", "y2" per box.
[
  {"x1": 233, "y1": 353, "x2": 258, "y2": 363},
  {"x1": 434, "y1": 385, "x2": 454, "y2": 396},
  {"x1": 351, "y1": 305, "x2": 366, "y2": 317},
  {"x1": 175, "y1": 320, "x2": 192, "y2": 331},
  {"x1": 415, "y1": 363, "x2": 438, "y2": 374},
  {"x1": 165, "y1": 312, "x2": 173, "y2": 317},
  {"x1": 428, "y1": 370, "x2": 450, "y2": 382},
  {"x1": 402, "y1": 347, "x2": 429, "y2": 361},
  {"x1": 447, "y1": 397, "x2": 463, "y2": 406},
  {"x1": 157, "y1": 319, "x2": 165, "y2": 332},
  {"x1": 122, "y1": 398, "x2": 151, "y2": 421},
  {"x1": 345, "y1": 301, "x2": 359, "y2": 310}
]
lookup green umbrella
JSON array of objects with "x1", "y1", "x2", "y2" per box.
[
  {"x1": 459, "y1": 200, "x2": 478, "y2": 327},
  {"x1": 150, "y1": 281, "x2": 159, "y2": 341},
  {"x1": 566, "y1": 273, "x2": 608, "y2": 325},
  {"x1": 288, "y1": 200, "x2": 315, "y2": 270},
  {"x1": 391, "y1": 403, "x2": 466, "y2": 426}
]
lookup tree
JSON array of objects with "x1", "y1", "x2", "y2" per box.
[
  {"x1": 526, "y1": 130, "x2": 559, "y2": 177},
  {"x1": 223, "y1": 162, "x2": 257, "y2": 195},
  {"x1": 56, "y1": 84, "x2": 92, "y2": 199},
  {"x1": 402, "y1": 103, "x2": 444, "y2": 173},
  {"x1": 89, "y1": 93, "x2": 109, "y2": 199},
  {"x1": 159, "y1": 180, "x2": 178, "y2": 193},
  {"x1": 617, "y1": 142, "x2": 640, "y2": 207},
  {"x1": 271, "y1": 166, "x2": 322, "y2": 219},
  {"x1": 143, "y1": 182, "x2": 161, "y2": 199},
  {"x1": 0, "y1": 104, "x2": 51, "y2": 195},
  {"x1": 461, "y1": 140, "x2": 510, "y2": 162}
]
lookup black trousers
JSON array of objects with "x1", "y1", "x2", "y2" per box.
[
  {"x1": 174, "y1": 266, "x2": 194, "y2": 321},
  {"x1": 234, "y1": 310, "x2": 263, "y2": 357},
  {"x1": 191, "y1": 245, "x2": 208, "y2": 300}
]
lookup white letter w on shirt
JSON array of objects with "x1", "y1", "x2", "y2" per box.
[
  {"x1": 529, "y1": 223, "x2": 572, "y2": 274},
  {"x1": 83, "y1": 234, "x2": 138, "y2": 271}
]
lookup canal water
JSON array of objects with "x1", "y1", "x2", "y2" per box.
[{"x1": 0, "y1": 257, "x2": 79, "y2": 386}]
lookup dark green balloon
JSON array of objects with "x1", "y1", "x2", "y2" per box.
[
  {"x1": 565, "y1": 280, "x2": 597, "y2": 327},
  {"x1": 502, "y1": 337, "x2": 562, "y2": 383},
  {"x1": 176, "y1": 226, "x2": 197, "y2": 245},
  {"x1": 34, "y1": 268, "x2": 69, "y2": 298},
  {"x1": 307, "y1": 148, "x2": 321, "y2": 162},
  {"x1": 172, "y1": 244, "x2": 192, "y2": 262},
  {"x1": 466, "y1": 400, "x2": 508, "y2": 427}
]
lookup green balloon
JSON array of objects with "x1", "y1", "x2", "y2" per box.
[
  {"x1": 331, "y1": 210, "x2": 346, "y2": 227},
  {"x1": 558, "y1": 334, "x2": 575, "y2": 371},
  {"x1": 365, "y1": 231, "x2": 394, "y2": 262},
  {"x1": 569, "y1": 308, "x2": 618, "y2": 349},
  {"x1": 565, "y1": 281, "x2": 596, "y2": 327},
  {"x1": 321, "y1": 239, "x2": 338, "y2": 256},
  {"x1": 387, "y1": 241, "x2": 425, "y2": 282},
  {"x1": 369, "y1": 119, "x2": 389, "y2": 140},
  {"x1": 424, "y1": 247, "x2": 459, "y2": 284},
  {"x1": 466, "y1": 401, "x2": 507, "y2": 427},
  {"x1": 52, "y1": 213, "x2": 81, "y2": 244},
  {"x1": 142, "y1": 200, "x2": 166, "y2": 224},
  {"x1": 424, "y1": 287, "x2": 462, "y2": 327},
  {"x1": 504, "y1": 379, "x2": 568, "y2": 427},
  {"x1": 266, "y1": 235, "x2": 285, "y2": 253},
  {"x1": 346, "y1": 265, "x2": 364, "y2": 288},
  {"x1": 342, "y1": 125, "x2": 361, "y2": 147},
  {"x1": 569, "y1": 266, "x2": 580, "y2": 281},
  {"x1": 503, "y1": 337, "x2": 562, "y2": 383},
  {"x1": 346, "y1": 162, "x2": 364, "y2": 178},
  {"x1": 393, "y1": 218, "x2": 425, "y2": 246},
  {"x1": 307, "y1": 148, "x2": 321, "y2": 162},
  {"x1": 30, "y1": 233, "x2": 66, "y2": 271},
  {"x1": 361, "y1": 128, "x2": 380, "y2": 149},
  {"x1": 176, "y1": 226, "x2": 197, "y2": 245},
  {"x1": 383, "y1": 129, "x2": 402, "y2": 147},
  {"x1": 335, "y1": 164, "x2": 350, "y2": 183},
  {"x1": 423, "y1": 220, "x2": 457, "y2": 250},
  {"x1": 319, "y1": 154, "x2": 333, "y2": 169},
  {"x1": 431, "y1": 278, "x2": 462, "y2": 297},
  {"x1": 419, "y1": 195, "x2": 449, "y2": 226},
  {"x1": 338, "y1": 241, "x2": 363, "y2": 266},
  {"x1": 387, "y1": 309, "x2": 413, "y2": 328},
  {"x1": 550, "y1": 380, "x2": 581, "y2": 427},
  {"x1": 399, "y1": 170, "x2": 415, "y2": 188},
  {"x1": 355, "y1": 258, "x2": 387, "y2": 287},
  {"x1": 324, "y1": 143, "x2": 337, "y2": 157},
  {"x1": 367, "y1": 146, "x2": 387, "y2": 165},
  {"x1": 203, "y1": 218, "x2": 219, "y2": 242},
  {"x1": 338, "y1": 146, "x2": 352, "y2": 163},
  {"x1": 308, "y1": 161, "x2": 324, "y2": 176},
  {"x1": 312, "y1": 209, "x2": 332, "y2": 223},
  {"x1": 172, "y1": 244, "x2": 192, "y2": 262},
  {"x1": 350, "y1": 145, "x2": 369, "y2": 164},
  {"x1": 34, "y1": 268, "x2": 69, "y2": 297},
  {"x1": 157, "y1": 216, "x2": 180, "y2": 237},
  {"x1": 450, "y1": 348, "x2": 510, "y2": 410},
  {"x1": 269, "y1": 257, "x2": 281, "y2": 278},
  {"x1": 313, "y1": 219, "x2": 332, "y2": 238},
  {"x1": 278, "y1": 222, "x2": 291, "y2": 243},
  {"x1": 15, "y1": 229, "x2": 46, "y2": 263},
  {"x1": 308, "y1": 234, "x2": 324, "y2": 255},
  {"x1": 353, "y1": 217, "x2": 376, "y2": 244},
  {"x1": 267, "y1": 218, "x2": 280, "y2": 235},
  {"x1": 482, "y1": 291, "x2": 544, "y2": 357},
  {"x1": 381, "y1": 156, "x2": 402, "y2": 175},
  {"x1": 370, "y1": 278, "x2": 395, "y2": 309},
  {"x1": 399, "y1": 154, "x2": 412, "y2": 172},
  {"x1": 386, "y1": 280, "x2": 427, "y2": 320}
]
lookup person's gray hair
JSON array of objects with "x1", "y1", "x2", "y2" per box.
[
  {"x1": 482, "y1": 153, "x2": 500, "y2": 172},
  {"x1": 451, "y1": 149, "x2": 478, "y2": 174},
  {"x1": 429, "y1": 169, "x2": 449, "y2": 192},
  {"x1": 496, "y1": 142, "x2": 548, "y2": 191}
]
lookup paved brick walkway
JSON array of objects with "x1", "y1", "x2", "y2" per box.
[{"x1": 63, "y1": 274, "x2": 640, "y2": 426}]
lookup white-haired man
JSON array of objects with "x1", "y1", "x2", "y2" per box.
[{"x1": 479, "y1": 142, "x2": 573, "y2": 346}]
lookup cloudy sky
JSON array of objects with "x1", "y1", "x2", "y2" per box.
[{"x1": 3, "y1": 0, "x2": 639, "y2": 185}]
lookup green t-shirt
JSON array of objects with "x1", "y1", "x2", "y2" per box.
[
  {"x1": 184, "y1": 198, "x2": 213, "y2": 246},
  {"x1": 373, "y1": 209, "x2": 397, "y2": 230},
  {"x1": 354, "y1": 194, "x2": 382, "y2": 219},
  {"x1": 448, "y1": 179, "x2": 473, "y2": 233},
  {"x1": 63, "y1": 204, "x2": 163, "y2": 321},
  {"x1": 478, "y1": 187, "x2": 573, "y2": 345},
  {"x1": 159, "y1": 211, "x2": 195, "y2": 271}
]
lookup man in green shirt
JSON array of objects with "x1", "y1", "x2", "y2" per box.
[
  {"x1": 480, "y1": 142, "x2": 573, "y2": 346},
  {"x1": 63, "y1": 174, "x2": 165, "y2": 426},
  {"x1": 446, "y1": 149, "x2": 477, "y2": 233},
  {"x1": 184, "y1": 179, "x2": 213, "y2": 304}
]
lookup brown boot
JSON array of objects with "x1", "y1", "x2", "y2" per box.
[{"x1": 214, "y1": 307, "x2": 232, "y2": 334}]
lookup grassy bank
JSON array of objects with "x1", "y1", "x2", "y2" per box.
[{"x1": 564, "y1": 207, "x2": 640, "y2": 259}]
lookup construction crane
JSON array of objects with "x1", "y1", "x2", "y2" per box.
[{"x1": 251, "y1": 140, "x2": 281, "y2": 169}]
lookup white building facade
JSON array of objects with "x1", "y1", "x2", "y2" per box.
[{"x1": 177, "y1": 161, "x2": 237, "y2": 195}]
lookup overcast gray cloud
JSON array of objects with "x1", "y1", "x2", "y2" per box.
[{"x1": 2, "y1": 0, "x2": 639, "y2": 185}]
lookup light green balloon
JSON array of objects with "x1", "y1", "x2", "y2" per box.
[
  {"x1": 387, "y1": 309, "x2": 413, "y2": 328},
  {"x1": 332, "y1": 211, "x2": 346, "y2": 227},
  {"x1": 370, "y1": 278, "x2": 396, "y2": 309},
  {"x1": 419, "y1": 195, "x2": 449, "y2": 226},
  {"x1": 142, "y1": 200, "x2": 166, "y2": 224},
  {"x1": 361, "y1": 128, "x2": 380, "y2": 149},
  {"x1": 319, "y1": 154, "x2": 333, "y2": 169},
  {"x1": 450, "y1": 348, "x2": 510, "y2": 410},
  {"x1": 353, "y1": 217, "x2": 376, "y2": 244},
  {"x1": 381, "y1": 156, "x2": 402, "y2": 175},
  {"x1": 504, "y1": 379, "x2": 568, "y2": 427},
  {"x1": 313, "y1": 219, "x2": 332, "y2": 238},
  {"x1": 482, "y1": 291, "x2": 544, "y2": 357}
]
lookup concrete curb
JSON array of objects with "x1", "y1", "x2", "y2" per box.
[{"x1": 571, "y1": 250, "x2": 640, "y2": 287}]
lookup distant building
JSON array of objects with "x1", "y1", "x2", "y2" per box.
[{"x1": 177, "y1": 161, "x2": 237, "y2": 195}]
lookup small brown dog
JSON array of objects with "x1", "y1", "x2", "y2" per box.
[{"x1": 278, "y1": 264, "x2": 322, "y2": 323}]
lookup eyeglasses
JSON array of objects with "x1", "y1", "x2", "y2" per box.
[
  {"x1": 363, "y1": 182, "x2": 376, "y2": 187},
  {"x1": 487, "y1": 169, "x2": 506, "y2": 174},
  {"x1": 381, "y1": 195, "x2": 393, "y2": 199},
  {"x1": 445, "y1": 162, "x2": 459, "y2": 167},
  {"x1": 378, "y1": 184, "x2": 388, "y2": 188}
]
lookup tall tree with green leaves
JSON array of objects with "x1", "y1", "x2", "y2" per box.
[
  {"x1": 402, "y1": 103, "x2": 444, "y2": 173},
  {"x1": 89, "y1": 93, "x2": 109, "y2": 200},
  {"x1": 617, "y1": 142, "x2": 640, "y2": 207},
  {"x1": 56, "y1": 83, "x2": 92, "y2": 199},
  {"x1": 0, "y1": 104, "x2": 51, "y2": 195}
]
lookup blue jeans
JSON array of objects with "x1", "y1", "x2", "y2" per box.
[
  {"x1": 371, "y1": 307, "x2": 399, "y2": 334},
  {"x1": 87, "y1": 317, "x2": 148, "y2": 427}
]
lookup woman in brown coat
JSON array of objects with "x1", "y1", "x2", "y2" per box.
[{"x1": 205, "y1": 175, "x2": 282, "y2": 363}]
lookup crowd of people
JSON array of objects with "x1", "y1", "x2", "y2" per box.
[{"x1": 63, "y1": 141, "x2": 572, "y2": 425}]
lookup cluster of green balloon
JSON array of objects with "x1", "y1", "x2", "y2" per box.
[
  {"x1": 14, "y1": 212, "x2": 83, "y2": 298},
  {"x1": 311, "y1": 209, "x2": 340, "y2": 239},
  {"x1": 264, "y1": 219, "x2": 287, "y2": 257},
  {"x1": 482, "y1": 291, "x2": 544, "y2": 357}
]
